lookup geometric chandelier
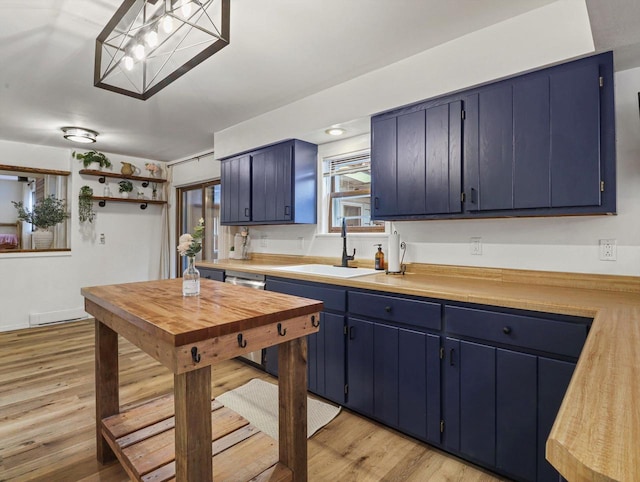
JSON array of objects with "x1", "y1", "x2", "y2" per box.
[{"x1": 94, "y1": 0, "x2": 229, "y2": 100}]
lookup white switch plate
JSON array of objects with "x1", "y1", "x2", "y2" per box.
[
  {"x1": 470, "y1": 237, "x2": 482, "y2": 255},
  {"x1": 599, "y1": 239, "x2": 617, "y2": 261},
  {"x1": 99, "y1": 233, "x2": 105, "y2": 245}
]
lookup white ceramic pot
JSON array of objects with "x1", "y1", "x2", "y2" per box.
[
  {"x1": 32, "y1": 229, "x2": 54, "y2": 249},
  {"x1": 121, "y1": 192, "x2": 129, "y2": 199}
]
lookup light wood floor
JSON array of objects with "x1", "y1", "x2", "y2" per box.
[{"x1": 0, "y1": 320, "x2": 506, "y2": 481}]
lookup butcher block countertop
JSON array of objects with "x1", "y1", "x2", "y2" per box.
[{"x1": 199, "y1": 255, "x2": 640, "y2": 482}]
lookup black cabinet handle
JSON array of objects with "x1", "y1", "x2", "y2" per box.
[
  {"x1": 449, "y1": 348, "x2": 455, "y2": 366},
  {"x1": 384, "y1": 306, "x2": 392, "y2": 313},
  {"x1": 470, "y1": 188, "x2": 477, "y2": 204},
  {"x1": 284, "y1": 205, "x2": 290, "y2": 216},
  {"x1": 349, "y1": 326, "x2": 355, "y2": 340},
  {"x1": 503, "y1": 326, "x2": 512, "y2": 335},
  {"x1": 374, "y1": 197, "x2": 380, "y2": 209},
  {"x1": 244, "y1": 207, "x2": 250, "y2": 217}
]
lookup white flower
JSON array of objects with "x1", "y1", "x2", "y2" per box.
[
  {"x1": 177, "y1": 241, "x2": 192, "y2": 256},
  {"x1": 198, "y1": 217, "x2": 204, "y2": 224},
  {"x1": 179, "y1": 233, "x2": 193, "y2": 244}
]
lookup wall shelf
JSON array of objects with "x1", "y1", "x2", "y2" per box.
[
  {"x1": 79, "y1": 169, "x2": 167, "y2": 188},
  {"x1": 92, "y1": 196, "x2": 166, "y2": 210}
]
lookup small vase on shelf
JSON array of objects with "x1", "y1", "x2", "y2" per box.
[{"x1": 182, "y1": 256, "x2": 200, "y2": 297}]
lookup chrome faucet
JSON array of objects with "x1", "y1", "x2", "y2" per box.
[{"x1": 339, "y1": 217, "x2": 356, "y2": 268}]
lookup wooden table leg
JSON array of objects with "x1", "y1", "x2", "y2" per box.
[
  {"x1": 278, "y1": 337, "x2": 308, "y2": 482},
  {"x1": 174, "y1": 366, "x2": 213, "y2": 482},
  {"x1": 95, "y1": 320, "x2": 119, "y2": 463}
]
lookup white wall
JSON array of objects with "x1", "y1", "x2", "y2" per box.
[
  {"x1": 0, "y1": 140, "x2": 165, "y2": 331},
  {"x1": 213, "y1": 0, "x2": 640, "y2": 276}
]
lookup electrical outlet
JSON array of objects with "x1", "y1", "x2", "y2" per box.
[
  {"x1": 260, "y1": 234, "x2": 268, "y2": 248},
  {"x1": 99, "y1": 233, "x2": 106, "y2": 245},
  {"x1": 470, "y1": 237, "x2": 482, "y2": 255},
  {"x1": 599, "y1": 239, "x2": 617, "y2": 261}
]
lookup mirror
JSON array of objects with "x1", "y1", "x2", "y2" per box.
[{"x1": 0, "y1": 164, "x2": 70, "y2": 252}]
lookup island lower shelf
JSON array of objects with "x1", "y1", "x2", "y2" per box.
[{"x1": 100, "y1": 392, "x2": 291, "y2": 482}]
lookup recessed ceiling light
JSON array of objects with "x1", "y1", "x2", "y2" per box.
[
  {"x1": 325, "y1": 127, "x2": 346, "y2": 136},
  {"x1": 61, "y1": 127, "x2": 98, "y2": 144}
]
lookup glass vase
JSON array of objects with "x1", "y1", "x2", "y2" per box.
[{"x1": 182, "y1": 256, "x2": 200, "y2": 297}]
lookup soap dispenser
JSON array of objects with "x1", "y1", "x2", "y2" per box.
[{"x1": 374, "y1": 244, "x2": 385, "y2": 270}]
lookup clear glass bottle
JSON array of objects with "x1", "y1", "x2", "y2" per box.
[{"x1": 182, "y1": 256, "x2": 200, "y2": 296}]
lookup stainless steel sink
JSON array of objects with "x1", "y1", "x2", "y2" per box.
[{"x1": 272, "y1": 264, "x2": 379, "y2": 279}]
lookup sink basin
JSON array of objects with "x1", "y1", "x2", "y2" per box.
[{"x1": 272, "y1": 264, "x2": 379, "y2": 279}]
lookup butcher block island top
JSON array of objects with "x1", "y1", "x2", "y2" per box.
[
  {"x1": 200, "y1": 255, "x2": 640, "y2": 482},
  {"x1": 82, "y1": 278, "x2": 322, "y2": 482}
]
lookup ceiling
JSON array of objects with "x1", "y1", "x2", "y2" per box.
[{"x1": 0, "y1": 0, "x2": 636, "y2": 162}]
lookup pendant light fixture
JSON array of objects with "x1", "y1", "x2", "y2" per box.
[{"x1": 95, "y1": 0, "x2": 230, "y2": 100}]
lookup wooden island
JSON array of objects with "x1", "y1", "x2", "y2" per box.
[{"x1": 81, "y1": 278, "x2": 322, "y2": 482}]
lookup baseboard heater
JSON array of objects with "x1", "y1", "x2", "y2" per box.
[{"x1": 29, "y1": 308, "x2": 89, "y2": 327}]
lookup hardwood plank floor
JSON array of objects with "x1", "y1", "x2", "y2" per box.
[{"x1": 0, "y1": 320, "x2": 506, "y2": 481}]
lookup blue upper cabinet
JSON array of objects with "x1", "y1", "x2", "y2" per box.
[
  {"x1": 372, "y1": 51, "x2": 615, "y2": 220},
  {"x1": 220, "y1": 153, "x2": 251, "y2": 224},
  {"x1": 372, "y1": 100, "x2": 463, "y2": 219},
  {"x1": 220, "y1": 139, "x2": 317, "y2": 225}
]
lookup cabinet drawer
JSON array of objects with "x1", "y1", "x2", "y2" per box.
[
  {"x1": 199, "y1": 268, "x2": 224, "y2": 282},
  {"x1": 445, "y1": 306, "x2": 588, "y2": 358},
  {"x1": 267, "y1": 278, "x2": 346, "y2": 312},
  {"x1": 349, "y1": 292, "x2": 440, "y2": 331}
]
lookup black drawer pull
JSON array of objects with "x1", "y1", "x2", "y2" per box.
[
  {"x1": 449, "y1": 348, "x2": 455, "y2": 366},
  {"x1": 311, "y1": 315, "x2": 319, "y2": 328},
  {"x1": 349, "y1": 326, "x2": 355, "y2": 340},
  {"x1": 385, "y1": 306, "x2": 392, "y2": 313},
  {"x1": 503, "y1": 326, "x2": 512, "y2": 335}
]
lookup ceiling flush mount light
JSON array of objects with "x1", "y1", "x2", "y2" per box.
[
  {"x1": 325, "y1": 127, "x2": 346, "y2": 136},
  {"x1": 95, "y1": 0, "x2": 230, "y2": 100},
  {"x1": 61, "y1": 127, "x2": 98, "y2": 144}
]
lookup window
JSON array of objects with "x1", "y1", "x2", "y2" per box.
[
  {"x1": 323, "y1": 150, "x2": 384, "y2": 233},
  {"x1": 176, "y1": 180, "x2": 220, "y2": 273}
]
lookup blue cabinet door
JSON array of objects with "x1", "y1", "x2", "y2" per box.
[
  {"x1": 550, "y1": 61, "x2": 601, "y2": 208},
  {"x1": 459, "y1": 340, "x2": 496, "y2": 467},
  {"x1": 371, "y1": 117, "x2": 397, "y2": 217},
  {"x1": 220, "y1": 154, "x2": 251, "y2": 223},
  {"x1": 538, "y1": 358, "x2": 575, "y2": 482},
  {"x1": 322, "y1": 312, "x2": 346, "y2": 405},
  {"x1": 373, "y1": 323, "x2": 399, "y2": 426},
  {"x1": 477, "y1": 84, "x2": 514, "y2": 211},
  {"x1": 398, "y1": 330, "x2": 441, "y2": 444},
  {"x1": 347, "y1": 317, "x2": 374, "y2": 416},
  {"x1": 425, "y1": 102, "x2": 463, "y2": 214},
  {"x1": 252, "y1": 143, "x2": 293, "y2": 222},
  {"x1": 513, "y1": 75, "x2": 551, "y2": 209},
  {"x1": 496, "y1": 348, "x2": 537, "y2": 481},
  {"x1": 397, "y1": 110, "x2": 426, "y2": 215}
]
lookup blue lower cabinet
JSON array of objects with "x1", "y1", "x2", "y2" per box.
[
  {"x1": 347, "y1": 316, "x2": 442, "y2": 444},
  {"x1": 445, "y1": 336, "x2": 576, "y2": 482},
  {"x1": 346, "y1": 318, "x2": 375, "y2": 416}
]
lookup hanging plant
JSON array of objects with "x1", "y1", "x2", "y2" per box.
[
  {"x1": 78, "y1": 186, "x2": 96, "y2": 223},
  {"x1": 73, "y1": 150, "x2": 112, "y2": 170}
]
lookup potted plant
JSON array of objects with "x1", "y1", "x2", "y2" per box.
[
  {"x1": 73, "y1": 150, "x2": 112, "y2": 170},
  {"x1": 118, "y1": 180, "x2": 133, "y2": 198},
  {"x1": 78, "y1": 186, "x2": 96, "y2": 223},
  {"x1": 12, "y1": 195, "x2": 70, "y2": 249}
]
